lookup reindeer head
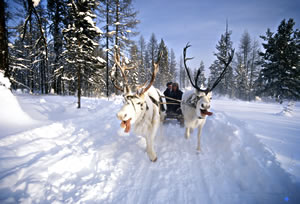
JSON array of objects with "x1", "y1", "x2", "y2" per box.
[
  {"x1": 111, "y1": 49, "x2": 161, "y2": 133},
  {"x1": 183, "y1": 43, "x2": 234, "y2": 118}
]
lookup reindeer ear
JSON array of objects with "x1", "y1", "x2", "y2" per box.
[{"x1": 139, "y1": 93, "x2": 145, "y2": 100}]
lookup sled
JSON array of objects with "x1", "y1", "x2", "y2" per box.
[{"x1": 163, "y1": 111, "x2": 184, "y2": 126}]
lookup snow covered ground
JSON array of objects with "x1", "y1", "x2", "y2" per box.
[{"x1": 0, "y1": 90, "x2": 299, "y2": 203}]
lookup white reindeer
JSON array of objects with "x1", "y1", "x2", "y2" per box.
[
  {"x1": 111, "y1": 50, "x2": 165, "y2": 162},
  {"x1": 181, "y1": 43, "x2": 234, "y2": 151}
]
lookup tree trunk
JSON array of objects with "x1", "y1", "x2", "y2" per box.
[
  {"x1": 77, "y1": 66, "x2": 81, "y2": 108},
  {"x1": 0, "y1": 0, "x2": 9, "y2": 77},
  {"x1": 106, "y1": 0, "x2": 109, "y2": 97},
  {"x1": 114, "y1": 0, "x2": 119, "y2": 94}
]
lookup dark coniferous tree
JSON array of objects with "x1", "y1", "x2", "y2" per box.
[
  {"x1": 194, "y1": 61, "x2": 206, "y2": 88},
  {"x1": 259, "y1": 18, "x2": 300, "y2": 102},
  {"x1": 208, "y1": 22, "x2": 234, "y2": 96},
  {"x1": 47, "y1": 0, "x2": 68, "y2": 94}
]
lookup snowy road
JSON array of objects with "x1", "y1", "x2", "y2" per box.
[{"x1": 0, "y1": 93, "x2": 299, "y2": 203}]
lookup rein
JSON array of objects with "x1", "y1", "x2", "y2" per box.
[{"x1": 160, "y1": 95, "x2": 182, "y2": 103}]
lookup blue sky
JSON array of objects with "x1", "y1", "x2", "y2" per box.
[{"x1": 134, "y1": 0, "x2": 300, "y2": 74}]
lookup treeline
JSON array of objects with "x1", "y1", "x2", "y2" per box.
[
  {"x1": 0, "y1": 0, "x2": 299, "y2": 104},
  {"x1": 1, "y1": 0, "x2": 177, "y2": 101},
  {"x1": 200, "y1": 19, "x2": 300, "y2": 102}
]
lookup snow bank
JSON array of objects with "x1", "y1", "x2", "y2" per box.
[
  {"x1": 277, "y1": 101, "x2": 295, "y2": 117},
  {"x1": 0, "y1": 73, "x2": 35, "y2": 136}
]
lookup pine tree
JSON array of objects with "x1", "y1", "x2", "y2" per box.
[
  {"x1": 138, "y1": 35, "x2": 147, "y2": 82},
  {"x1": 157, "y1": 39, "x2": 169, "y2": 89},
  {"x1": 169, "y1": 48, "x2": 177, "y2": 82},
  {"x1": 235, "y1": 52, "x2": 248, "y2": 99},
  {"x1": 208, "y1": 22, "x2": 234, "y2": 96},
  {"x1": 179, "y1": 56, "x2": 186, "y2": 88},
  {"x1": 9, "y1": 2, "x2": 49, "y2": 94},
  {"x1": 47, "y1": 0, "x2": 68, "y2": 94},
  {"x1": 236, "y1": 31, "x2": 251, "y2": 99},
  {"x1": 106, "y1": 0, "x2": 138, "y2": 94},
  {"x1": 97, "y1": 0, "x2": 114, "y2": 96},
  {"x1": 63, "y1": 0, "x2": 105, "y2": 108},
  {"x1": 248, "y1": 39, "x2": 261, "y2": 99},
  {"x1": 128, "y1": 43, "x2": 139, "y2": 86},
  {"x1": 147, "y1": 33, "x2": 158, "y2": 82},
  {"x1": 194, "y1": 60, "x2": 206, "y2": 88},
  {"x1": 259, "y1": 18, "x2": 300, "y2": 102},
  {"x1": 110, "y1": 0, "x2": 138, "y2": 49}
]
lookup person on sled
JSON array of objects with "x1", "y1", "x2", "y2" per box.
[
  {"x1": 163, "y1": 82, "x2": 173, "y2": 112},
  {"x1": 169, "y1": 82, "x2": 183, "y2": 115}
]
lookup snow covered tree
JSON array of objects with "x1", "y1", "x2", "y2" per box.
[
  {"x1": 8, "y1": 1, "x2": 50, "y2": 94},
  {"x1": 194, "y1": 60, "x2": 206, "y2": 88},
  {"x1": 235, "y1": 52, "x2": 248, "y2": 100},
  {"x1": 111, "y1": 0, "x2": 138, "y2": 49},
  {"x1": 147, "y1": 33, "x2": 158, "y2": 81},
  {"x1": 47, "y1": 0, "x2": 68, "y2": 94},
  {"x1": 248, "y1": 39, "x2": 261, "y2": 99},
  {"x1": 235, "y1": 31, "x2": 252, "y2": 99},
  {"x1": 97, "y1": 0, "x2": 114, "y2": 96},
  {"x1": 147, "y1": 34, "x2": 158, "y2": 65},
  {"x1": 259, "y1": 18, "x2": 300, "y2": 102},
  {"x1": 169, "y1": 48, "x2": 177, "y2": 82},
  {"x1": 208, "y1": 22, "x2": 234, "y2": 96},
  {"x1": 99, "y1": 0, "x2": 138, "y2": 95},
  {"x1": 179, "y1": 56, "x2": 186, "y2": 88},
  {"x1": 137, "y1": 35, "x2": 147, "y2": 82},
  {"x1": 156, "y1": 39, "x2": 169, "y2": 89},
  {"x1": 63, "y1": 0, "x2": 105, "y2": 108},
  {"x1": 128, "y1": 43, "x2": 139, "y2": 86}
]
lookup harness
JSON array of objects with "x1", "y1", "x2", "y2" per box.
[
  {"x1": 124, "y1": 90, "x2": 165, "y2": 114},
  {"x1": 183, "y1": 94, "x2": 203, "y2": 109},
  {"x1": 149, "y1": 89, "x2": 166, "y2": 112}
]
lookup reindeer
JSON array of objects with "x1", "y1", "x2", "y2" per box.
[
  {"x1": 111, "y1": 49, "x2": 165, "y2": 162},
  {"x1": 181, "y1": 43, "x2": 234, "y2": 151}
]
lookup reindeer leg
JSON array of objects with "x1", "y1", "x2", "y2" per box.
[
  {"x1": 197, "y1": 123, "x2": 204, "y2": 152},
  {"x1": 185, "y1": 127, "x2": 191, "y2": 139},
  {"x1": 146, "y1": 121, "x2": 159, "y2": 162}
]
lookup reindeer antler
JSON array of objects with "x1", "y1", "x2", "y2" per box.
[
  {"x1": 110, "y1": 48, "x2": 136, "y2": 93},
  {"x1": 183, "y1": 43, "x2": 235, "y2": 93},
  {"x1": 183, "y1": 43, "x2": 208, "y2": 93},
  {"x1": 138, "y1": 49, "x2": 163, "y2": 95}
]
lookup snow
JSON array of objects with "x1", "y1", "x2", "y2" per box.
[
  {"x1": 0, "y1": 78, "x2": 36, "y2": 137},
  {"x1": 84, "y1": 17, "x2": 103, "y2": 34},
  {"x1": 0, "y1": 72, "x2": 11, "y2": 88},
  {"x1": 107, "y1": 31, "x2": 116, "y2": 35},
  {"x1": 97, "y1": 56, "x2": 106, "y2": 64},
  {"x1": 32, "y1": 0, "x2": 40, "y2": 7},
  {"x1": 84, "y1": 16, "x2": 95, "y2": 26},
  {"x1": 0, "y1": 92, "x2": 299, "y2": 203}
]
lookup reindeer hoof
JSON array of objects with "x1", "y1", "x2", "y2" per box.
[{"x1": 151, "y1": 157, "x2": 158, "y2": 162}]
